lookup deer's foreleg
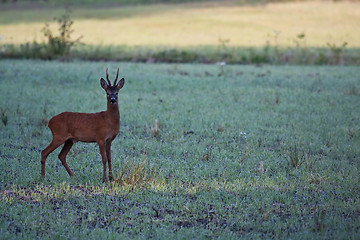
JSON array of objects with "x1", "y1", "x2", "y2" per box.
[{"x1": 106, "y1": 140, "x2": 113, "y2": 181}]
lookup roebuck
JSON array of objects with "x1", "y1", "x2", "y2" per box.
[{"x1": 41, "y1": 68, "x2": 125, "y2": 182}]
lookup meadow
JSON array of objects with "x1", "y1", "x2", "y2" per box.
[{"x1": 0, "y1": 60, "x2": 359, "y2": 239}]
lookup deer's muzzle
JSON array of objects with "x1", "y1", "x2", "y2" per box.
[{"x1": 110, "y1": 97, "x2": 117, "y2": 104}]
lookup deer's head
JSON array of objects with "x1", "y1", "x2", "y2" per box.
[{"x1": 100, "y1": 68, "x2": 125, "y2": 105}]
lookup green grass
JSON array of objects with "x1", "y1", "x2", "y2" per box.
[{"x1": 0, "y1": 60, "x2": 359, "y2": 239}]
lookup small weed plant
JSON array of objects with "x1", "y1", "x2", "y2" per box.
[
  {"x1": 327, "y1": 42, "x2": 348, "y2": 64},
  {"x1": 286, "y1": 144, "x2": 305, "y2": 169},
  {"x1": 0, "y1": 109, "x2": 8, "y2": 126},
  {"x1": 41, "y1": 12, "x2": 83, "y2": 57},
  {"x1": 6, "y1": 11, "x2": 83, "y2": 59},
  {"x1": 313, "y1": 206, "x2": 326, "y2": 232}
]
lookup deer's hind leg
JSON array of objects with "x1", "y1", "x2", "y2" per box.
[
  {"x1": 58, "y1": 139, "x2": 74, "y2": 177},
  {"x1": 97, "y1": 140, "x2": 108, "y2": 183},
  {"x1": 41, "y1": 138, "x2": 64, "y2": 179}
]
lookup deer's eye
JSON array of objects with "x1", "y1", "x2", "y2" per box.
[
  {"x1": 107, "y1": 93, "x2": 110, "y2": 96},
  {"x1": 116, "y1": 93, "x2": 118, "y2": 96}
]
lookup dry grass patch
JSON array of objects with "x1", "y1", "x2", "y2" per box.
[
  {"x1": 112, "y1": 158, "x2": 162, "y2": 189},
  {"x1": 0, "y1": 1, "x2": 359, "y2": 47}
]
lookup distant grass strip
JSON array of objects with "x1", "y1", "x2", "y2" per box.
[{"x1": 1, "y1": 43, "x2": 359, "y2": 65}]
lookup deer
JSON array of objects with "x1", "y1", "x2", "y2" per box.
[{"x1": 40, "y1": 68, "x2": 125, "y2": 182}]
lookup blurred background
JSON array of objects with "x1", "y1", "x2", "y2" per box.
[{"x1": 1, "y1": 0, "x2": 359, "y2": 64}]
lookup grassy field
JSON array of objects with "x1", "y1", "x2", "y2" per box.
[
  {"x1": 0, "y1": 60, "x2": 359, "y2": 239},
  {"x1": 0, "y1": 1, "x2": 359, "y2": 47}
]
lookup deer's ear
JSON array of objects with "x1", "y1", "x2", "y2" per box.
[
  {"x1": 117, "y1": 78, "x2": 125, "y2": 90},
  {"x1": 100, "y1": 78, "x2": 108, "y2": 90}
]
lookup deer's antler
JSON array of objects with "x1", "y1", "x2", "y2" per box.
[
  {"x1": 106, "y1": 68, "x2": 111, "y2": 86},
  {"x1": 114, "y1": 68, "x2": 120, "y2": 85}
]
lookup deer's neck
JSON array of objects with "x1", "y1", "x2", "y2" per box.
[{"x1": 106, "y1": 102, "x2": 120, "y2": 120}]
